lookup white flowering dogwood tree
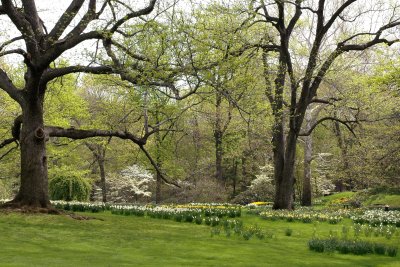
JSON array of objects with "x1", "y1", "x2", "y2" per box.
[{"x1": 108, "y1": 165, "x2": 155, "y2": 202}]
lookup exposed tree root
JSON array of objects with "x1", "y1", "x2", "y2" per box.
[
  {"x1": 0, "y1": 201, "x2": 103, "y2": 221},
  {"x1": 0, "y1": 201, "x2": 62, "y2": 215}
]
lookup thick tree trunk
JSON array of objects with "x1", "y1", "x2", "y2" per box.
[
  {"x1": 272, "y1": 115, "x2": 290, "y2": 209},
  {"x1": 273, "y1": 130, "x2": 297, "y2": 210},
  {"x1": 301, "y1": 110, "x2": 313, "y2": 206},
  {"x1": 11, "y1": 100, "x2": 50, "y2": 208}
]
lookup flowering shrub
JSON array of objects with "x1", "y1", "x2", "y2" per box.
[{"x1": 107, "y1": 165, "x2": 155, "y2": 202}]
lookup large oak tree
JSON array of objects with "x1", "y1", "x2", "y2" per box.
[{"x1": 0, "y1": 0, "x2": 181, "y2": 208}]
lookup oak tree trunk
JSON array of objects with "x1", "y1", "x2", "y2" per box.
[
  {"x1": 12, "y1": 99, "x2": 50, "y2": 208},
  {"x1": 272, "y1": 115, "x2": 297, "y2": 210}
]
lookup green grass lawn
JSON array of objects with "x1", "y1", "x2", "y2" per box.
[{"x1": 0, "y1": 211, "x2": 399, "y2": 267}]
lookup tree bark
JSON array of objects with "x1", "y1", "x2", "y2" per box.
[
  {"x1": 11, "y1": 97, "x2": 50, "y2": 208},
  {"x1": 214, "y1": 92, "x2": 223, "y2": 181},
  {"x1": 301, "y1": 110, "x2": 313, "y2": 206}
]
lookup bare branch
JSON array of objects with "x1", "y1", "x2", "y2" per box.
[
  {"x1": 1, "y1": 0, "x2": 37, "y2": 54},
  {"x1": 64, "y1": 0, "x2": 98, "y2": 40},
  {"x1": 41, "y1": 30, "x2": 103, "y2": 66},
  {"x1": 322, "y1": 0, "x2": 357, "y2": 35},
  {"x1": 0, "y1": 68, "x2": 23, "y2": 104},
  {"x1": 0, "y1": 48, "x2": 26, "y2": 58},
  {"x1": 0, "y1": 36, "x2": 23, "y2": 51},
  {"x1": 48, "y1": 0, "x2": 85, "y2": 41},
  {"x1": 299, "y1": 116, "x2": 356, "y2": 137},
  {"x1": 109, "y1": 0, "x2": 157, "y2": 33}
]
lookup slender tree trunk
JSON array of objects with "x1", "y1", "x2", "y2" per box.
[
  {"x1": 214, "y1": 92, "x2": 223, "y2": 181},
  {"x1": 98, "y1": 158, "x2": 107, "y2": 203},
  {"x1": 333, "y1": 120, "x2": 351, "y2": 191},
  {"x1": 155, "y1": 138, "x2": 162, "y2": 204},
  {"x1": 232, "y1": 158, "x2": 238, "y2": 196},
  {"x1": 155, "y1": 171, "x2": 162, "y2": 204},
  {"x1": 302, "y1": 110, "x2": 313, "y2": 206},
  {"x1": 12, "y1": 98, "x2": 50, "y2": 208}
]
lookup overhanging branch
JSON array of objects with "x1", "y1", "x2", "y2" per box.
[
  {"x1": 299, "y1": 116, "x2": 357, "y2": 137},
  {"x1": 44, "y1": 125, "x2": 180, "y2": 188},
  {"x1": 45, "y1": 126, "x2": 146, "y2": 146}
]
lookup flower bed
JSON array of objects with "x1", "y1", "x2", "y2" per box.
[
  {"x1": 259, "y1": 208, "x2": 350, "y2": 224},
  {"x1": 48, "y1": 201, "x2": 241, "y2": 225},
  {"x1": 350, "y1": 210, "x2": 400, "y2": 227}
]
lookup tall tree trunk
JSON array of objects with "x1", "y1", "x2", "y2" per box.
[
  {"x1": 12, "y1": 98, "x2": 50, "y2": 208},
  {"x1": 214, "y1": 92, "x2": 223, "y2": 181},
  {"x1": 302, "y1": 110, "x2": 313, "y2": 206},
  {"x1": 154, "y1": 111, "x2": 163, "y2": 204},
  {"x1": 272, "y1": 115, "x2": 290, "y2": 209}
]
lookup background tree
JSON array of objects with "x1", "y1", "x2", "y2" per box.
[{"x1": 238, "y1": 0, "x2": 400, "y2": 209}]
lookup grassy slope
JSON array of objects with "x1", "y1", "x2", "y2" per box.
[
  {"x1": 315, "y1": 191, "x2": 400, "y2": 207},
  {"x1": 363, "y1": 194, "x2": 400, "y2": 207},
  {"x1": 0, "y1": 212, "x2": 399, "y2": 267}
]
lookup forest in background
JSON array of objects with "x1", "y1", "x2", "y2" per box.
[{"x1": 0, "y1": 0, "x2": 399, "y2": 208}]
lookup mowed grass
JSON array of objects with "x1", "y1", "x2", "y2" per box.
[{"x1": 0, "y1": 211, "x2": 399, "y2": 267}]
